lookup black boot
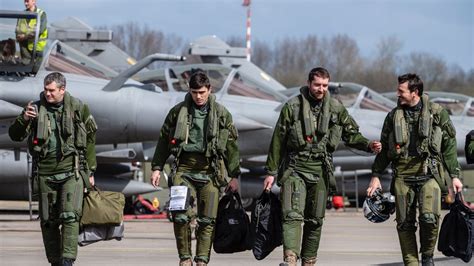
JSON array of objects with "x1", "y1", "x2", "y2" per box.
[
  {"x1": 62, "y1": 258, "x2": 74, "y2": 266},
  {"x1": 421, "y1": 255, "x2": 434, "y2": 266},
  {"x1": 51, "y1": 263, "x2": 61, "y2": 266}
]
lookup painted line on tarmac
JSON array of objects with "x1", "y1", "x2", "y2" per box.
[
  {"x1": 0, "y1": 246, "x2": 177, "y2": 253},
  {"x1": 320, "y1": 251, "x2": 400, "y2": 256}
]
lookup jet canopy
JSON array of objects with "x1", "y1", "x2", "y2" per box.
[
  {"x1": 0, "y1": 10, "x2": 42, "y2": 74},
  {"x1": 383, "y1": 91, "x2": 474, "y2": 117},
  {"x1": 42, "y1": 40, "x2": 117, "y2": 80},
  {"x1": 428, "y1": 92, "x2": 474, "y2": 117},
  {"x1": 330, "y1": 82, "x2": 396, "y2": 112},
  {"x1": 135, "y1": 63, "x2": 288, "y2": 102}
]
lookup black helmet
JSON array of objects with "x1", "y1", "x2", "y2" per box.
[{"x1": 363, "y1": 189, "x2": 395, "y2": 223}]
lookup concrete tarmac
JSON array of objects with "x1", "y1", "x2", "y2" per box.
[{"x1": 0, "y1": 207, "x2": 466, "y2": 266}]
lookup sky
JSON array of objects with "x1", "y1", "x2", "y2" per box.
[{"x1": 1, "y1": 0, "x2": 473, "y2": 71}]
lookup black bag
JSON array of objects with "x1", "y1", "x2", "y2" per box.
[
  {"x1": 250, "y1": 190, "x2": 283, "y2": 260},
  {"x1": 438, "y1": 193, "x2": 474, "y2": 263},
  {"x1": 213, "y1": 192, "x2": 252, "y2": 253}
]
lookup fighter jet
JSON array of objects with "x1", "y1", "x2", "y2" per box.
[
  {"x1": 0, "y1": 11, "x2": 284, "y2": 201},
  {"x1": 47, "y1": 17, "x2": 140, "y2": 74},
  {"x1": 45, "y1": 24, "x2": 398, "y2": 204},
  {"x1": 46, "y1": 20, "x2": 473, "y2": 206},
  {"x1": 0, "y1": 11, "x2": 184, "y2": 200}
]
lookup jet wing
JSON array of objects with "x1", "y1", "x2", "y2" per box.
[
  {"x1": 96, "y1": 148, "x2": 137, "y2": 161},
  {"x1": 233, "y1": 114, "x2": 272, "y2": 132},
  {"x1": 0, "y1": 100, "x2": 23, "y2": 120}
]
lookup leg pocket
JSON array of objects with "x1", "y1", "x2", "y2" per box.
[
  {"x1": 40, "y1": 191, "x2": 56, "y2": 221},
  {"x1": 281, "y1": 175, "x2": 306, "y2": 220},
  {"x1": 60, "y1": 177, "x2": 83, "y2": 221},
  {"x1": 420, "y1": 179, "x2": 441, "y2": 216}
]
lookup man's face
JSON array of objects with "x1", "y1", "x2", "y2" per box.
[
  {"x1": 308, "y1": 76, "x2": 329, "y2": 100},
  {"x1": 190, "y1": 86, "x2": 211, "y2": 106},
  {"x1": 397, "y1": 81, "x2": 418, "y2": 106},
  {"x1": 24, "y1": 0, "x2": 36, "y2": 11},
  {"x1": 44, "y1": 81, "x2": 65, "y2": 104}
]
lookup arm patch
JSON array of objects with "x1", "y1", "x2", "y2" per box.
[
  {"x1": 444, "y1": 120, "x2": 456, "y2": 138},
  {"x1": 85, "y1": 115, "x2": 98, "y2": 134},
  {"x1": 229, "y1": 124, "x2": 238, "y2": 140}
]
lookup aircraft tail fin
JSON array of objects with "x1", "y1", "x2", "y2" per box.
[{"x1": 189, "y1": 35, "x2": 247, "y2": 64}]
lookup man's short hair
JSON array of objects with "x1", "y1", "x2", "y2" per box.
[
  {"x1": 308, "y1": 67, "x2": 330, "y2": 82},
  {"x1": 398, "y1": 73, "x2": 423, "y2": 96},
  {"x1": 44, "y1": 72, "x2": 66, "y2": 88},
  {"x1": 189, "y1": 71, "x2": 211, "y2": 90}
]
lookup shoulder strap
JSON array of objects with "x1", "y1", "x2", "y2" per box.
[
  {"x1": 428, "y1": 101, "x2": 443, "y2": 115},
  {"x1": 287, "y1": 96, "x2": 301, "y2": 123},
  {"x1": 173, "y1": 102, "x2": 190, "y2": 143},
  {"x1": 70, "y1": 96, "x2": 85, "y2": 120},
  {"x1": 393, "y1": 107, "x2": 408, "y2": 145}
]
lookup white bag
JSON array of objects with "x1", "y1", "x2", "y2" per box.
[{"x1": 78, "y1": 222, "x2": 125, "y2": 246}]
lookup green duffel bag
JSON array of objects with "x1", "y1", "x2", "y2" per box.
[{"x1": 81, "y1": 186, "x2": 125, "y2": 226}]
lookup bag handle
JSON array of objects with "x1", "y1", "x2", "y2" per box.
[
  {"x1": 85, "y1": 185, "x2": 103, "y2": 196},
  {"x1": 232, "y1": 192, "x2": 245, "y2": 210},
  {"x1": 217, "y1": 193, "x2": 234, "y2": 216},
  {"x1": 452, "y1": 192, "x2": 471, "y2": 213},
  {"x1": 218, "y1": 192, "x2": 245, "y2": 212},
  {"x1": 454, "y1": 192, "x2": 465, "y2": 205}
]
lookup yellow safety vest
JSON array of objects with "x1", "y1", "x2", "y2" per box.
[{"x1": 17, "y1": 8, "x2": 48, "y2": 52}]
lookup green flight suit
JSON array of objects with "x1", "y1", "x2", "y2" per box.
[
  {"x1": 468, "y1": 140, "x2": 474, "y2": 160},
  {"x1": 151, "y1": 93, "x2": 240, "y2": 264},
  {"x1": 466, "y1": 132, "x2": 474, "y2": 164},
  {"x1": 372, "y1": 94, "x2": 460, "y2": 266},
  {"x1": 9, "y1": 92, "x2": 97, "y2": 264},
  {"x1": 265, "y1": 87, "x2": 372, "y2": 261}
]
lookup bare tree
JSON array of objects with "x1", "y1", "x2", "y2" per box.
[
  {"x1": 251, "y1": 39, "x2": 274, "y2": 73},
  {"x1": 108, "y1": 22, "x2": 184, "y2": 68},
  {"x1": 272, "y1": 35, "x2": 327, "y2": 87},
  {"x1": 363, "y1": 36, "x2": 402, "y2": 92},
  {"x1": 401, "y1": 52, "x2": 447, "y2": 91},
  {"x1": 225, "y1": 36, "x2": 273, "y2": 72},
  {"x1": 226, "y1": 36, "x2": 245, "y2": 47},
  {"x1": 321, "y1": 34, "x2": 364, "y2": 82}
]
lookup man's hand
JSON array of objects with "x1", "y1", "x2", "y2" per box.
[
  {"x1": 369, "y1": 141, "x2": 382, "y2": 154},
  {"x1": 23, "y1": 101, "x2": 37, "y2": 121},
  {"x1": 452, "y1": 177, "x2": 463, "y2": 193},
  {"x1": 89, "y1": 175, "x2": 95, "y2": 187},
  {"x1": 227, "y1": 178, "x2": 239, "y2": 192},
  {"x1": 263, "y1": 175, "x2": 275, "y2": 191},
  {"x1": 151, "y1": 170, "x2": 161, "y2": 188},
  {"x1": 367, "y1": 176, "x2": 382, "y2": 197},
  {"x1": 16, "y1": 33, "x2": 25, "y2": 41}
]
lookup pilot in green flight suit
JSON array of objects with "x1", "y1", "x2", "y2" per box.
[
  {"x1": 263, "y1": 67, "x2": 381, "y2": 266},
  {"x1": 368, "y1": 73, "x2": 463, "y2": 266},
  {"x1": 466, "y1": 131, "x2": 474, "y2": 164},
  {"x1": 150, "y1": 71, "x2": 240, "y2": 266},
  {"x1": 9, "y1": 72, "x2": 97, "y2": 266}
]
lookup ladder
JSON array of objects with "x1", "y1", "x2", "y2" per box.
[{"x1": 27, "y1": 152, "x2": 39, "y2": 220}]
